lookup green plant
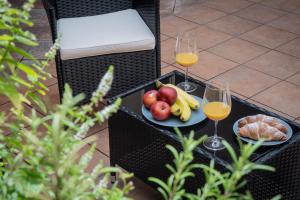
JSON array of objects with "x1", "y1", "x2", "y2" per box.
[
  {"x1": 0, "y1": 0, "x2": 52, "y2": 113},
  {"x1": 149, "y1": 128, "x2": 280, "y2": 200},
  {"x1": 0, "y1": 0, "x2": 133, "y2": 199}
]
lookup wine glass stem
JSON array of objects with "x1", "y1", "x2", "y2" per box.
[
  {"x1": 185, "y1": 66, "x2": 189, "y2": 84},
  {"x1": 214, "y1": 120, "x2": 219, "y2": 138}
]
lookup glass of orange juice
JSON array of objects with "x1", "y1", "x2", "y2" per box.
[
  {"x1": 202, "y1": 82, "x2": 231, "y2": 151},
  {"x1": 175, "y1": 31, "x2": 198, "y2": 92}
]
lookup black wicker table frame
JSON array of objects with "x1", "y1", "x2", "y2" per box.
[{"x1": 108, "y1": 71, "x2": 300, "y2": 199}]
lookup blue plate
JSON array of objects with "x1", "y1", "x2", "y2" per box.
[
  {"x1": 142, "y1": 96, "x2": 206, "y2": 127},
  {"x1": 233, "y1": 117, "x2": 293, "y2": 146}
]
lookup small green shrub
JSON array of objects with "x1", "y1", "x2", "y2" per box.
[
  {"x1": 150, "y1": 128, "x2": 280, "y2": 200},
  {"x1": 0, "y1": 1, "x2": 133, "y2": 199}
]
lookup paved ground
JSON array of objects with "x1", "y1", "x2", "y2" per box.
[{"x1": 3, "y1": 0, "x2": 300, "y2": 199}]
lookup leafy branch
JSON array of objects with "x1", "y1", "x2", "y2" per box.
[
  {"x1": 149, "y1": 128, "x2": 207, "y2": 200},
  {"x1": 150, "y1": 129, "x2": 279, "y2": 200},
  {"x1": 0, "y1": 1, "x2": 133, "y2": 199}
]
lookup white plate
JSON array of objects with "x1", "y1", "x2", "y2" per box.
[{"x1": 233, "y1": 117, "x2": 293, "y2": 146}]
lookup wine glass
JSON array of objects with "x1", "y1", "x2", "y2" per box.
[
  {"x1": 202, "y1": 82, "x2": 231, "y2": 151},
  {"x1": 175, "y1": 31, "x2": 198, "y2": 93}
]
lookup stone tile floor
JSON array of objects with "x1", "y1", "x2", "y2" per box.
[{"x1": 3, "y1": 0, "x2": 300, "y2": 199}]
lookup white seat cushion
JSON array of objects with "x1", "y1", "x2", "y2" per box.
[{"x1": 57, "y1": 9, "x2": 155, "y2": 60}]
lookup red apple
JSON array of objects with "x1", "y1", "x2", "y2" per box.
[
  {"x1": 143, "y1": 90, "x2": 159, "y2": 109},
  {"x1": 150, "y1": 101, "x2": 171, "y2": 121},
  {"x1": 159, "y1": 86, "x2": 177, "y2": 105}
]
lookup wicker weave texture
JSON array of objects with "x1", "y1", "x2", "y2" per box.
[
  {"x1": 56, "y1": 0, "x2": 132, "y2": 18},
  {"x1": 247, "y1": 135, "x2": 300, "y2": 200},
  {"x1": 134, "y1": 0, "x2": 156, "y2": 33},
  {"x1": 108, "y1": 111, "x2": 227, "y2": 193},
  {"x1": 62, "y1": 50, "x2": 157, "y2": 101},
  {"x1": 134, "y1": 0, "x2": 161, "y2": 77}
]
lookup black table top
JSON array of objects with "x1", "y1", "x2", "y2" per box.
[{"x1": 114, "y1": 71, "x2": 300, "y2": 165}]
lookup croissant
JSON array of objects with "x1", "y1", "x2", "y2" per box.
[
  {"x1": 239, "y1": 122, "x2": 287, "y2": 141},
  {"x1": 238, "y1": 114, "x2": 288, "y2": 133}
]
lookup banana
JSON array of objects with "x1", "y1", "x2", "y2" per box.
[
  {"x1": 176, "y1": 94, "x2": 191, "y2": 122},
  {"x1": 165, "y1": 84, "x2": 200, "y2": 110},
  {"x1": 171, "y1": 102, "x2": 181, "y2": 116}
]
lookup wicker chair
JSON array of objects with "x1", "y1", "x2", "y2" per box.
[
  {"x1": 247, "y1": 133, "x2": 300, "y2": 199},
  {"x1": 41, "y1": 0, "x2": 161, "y2": 103}
]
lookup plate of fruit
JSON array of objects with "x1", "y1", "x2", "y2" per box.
[{"x1": 141, "y1": 81, "x2": 207, "y2": 127}]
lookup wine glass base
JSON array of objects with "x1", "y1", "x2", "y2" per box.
[
  {"x1": 176, "y1": 82, "x2": 197, "y2": 93},
  {"x1": 203, "y1": 136, "x2": 226, "y2": 151}
]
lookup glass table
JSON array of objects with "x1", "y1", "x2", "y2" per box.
[{"x1": 108, "y1": 71, "x2": 300, "y2": 197}]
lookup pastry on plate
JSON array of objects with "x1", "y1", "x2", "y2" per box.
[
  {"x1": 238, "y1": 114, "x2": 288, "y2": 133},
  {"x1": 239, "y1": 121, "x2": 287, "y2": 141}
]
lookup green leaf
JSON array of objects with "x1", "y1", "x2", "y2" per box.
[
  {"x1": 0, "y1": 35, "x2": 13, "y2": 41},
  {"x1": 166, "y1": 164, "x2": 176, "y2": 174},
  {"x1": 167, "y1": 175, "x2": 174, "y2": 188},
  {"x1": 148, "y1": 177, "x2": 170, "y2": 194},
  {"x1": 157, "y1": 187, "x2": 168, "y2": 200},
  {"x1": 247, "y1": 139, "x2": 264, "y2": 156},
  {"x1": 7, "y1": 45, "x2": 35, "y2": 60},
  {"x1": 0, "y1": 79, "x2": 28, "y2": 107},
  {"x1": 15, "y1": 35, "x2": 38, "y2": 46},
  {"x1": 10, "y1": 75, "x2": 32, "y2": 88},
  {"x1": 166, "y1": 145, "x2": 179, "y2": 161},
  {"x1": 174, "y1": 127, "x2": 184, "y2": 141},
  {"x1": 98, "y1": 167, "x2": 121, "y2": 174},
  {"x1": 271, "y1": 195, "x2": 282, "y2": 200},
  {"x1": 16, "y1": 62, "x2": 38, "y2": 80},
  {"x1": 0, "y1": 40, "x2": 9, "y2": 47},
  {"x1": 181, "y1": 171, "x2": 195, "y2": 179},
  {"x1": 36, "y1": 81, "x2": 48, "y2": 91},
  {"x1": 36, "y1": 89, "x2": 46, "y2": 96},
  {"x1": 252, "y1": 164, "x2": 275, "y2": 172},
  {"x1": 1, "y1": 57, "x2": 18, "y2": 66},
  {"x1": 223, "y1": 140, "x2": 238, "y2": 164},
  {"x1": 235, "y1": 180, "x2": 248, "y2": 191},
  {"x1": 28, "y1": 92, "x2": 47, "y2": 113},
  {"x1": 186, "y1": 163, "x2": 202, "y2": 171}
]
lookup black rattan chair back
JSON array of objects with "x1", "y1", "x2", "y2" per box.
[
  {"x1": 41, "y1": 0, "x2": 161, "y2": 104},
  {"x1": 56, "y1": 0, "x2": 133, "y2": 18}
]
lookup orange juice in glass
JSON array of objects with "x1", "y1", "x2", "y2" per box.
[
  {"x1": 202, "y1": 83, "x2": 231, "y2": 151},
  {"x1": 175, "y1": 32, "x2": 198, "y2": 92},
  {"x1": 176, "y1": 53, "x2": 198, "y2": 67},
  {"x1": 203, "y1": 102, "x2": 231, "y2": 121}
]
